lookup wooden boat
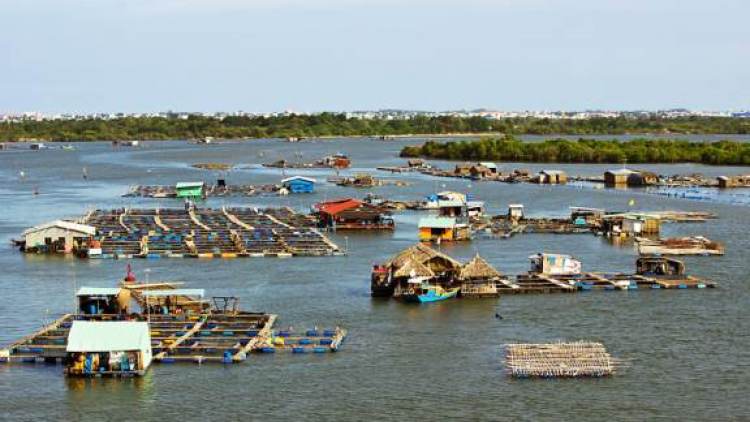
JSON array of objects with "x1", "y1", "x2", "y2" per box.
[{"x1": 402, "y1": 277, "x2": 460, "y2": 303}]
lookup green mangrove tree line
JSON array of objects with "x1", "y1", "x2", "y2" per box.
[{"x1": 400, "y1": 137, "x2": 750, "y2": 165}]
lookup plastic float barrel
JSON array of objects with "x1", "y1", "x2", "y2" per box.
[
  {"x1": 678, "y1": 284, "x2": 688, "y2": 289},
  {"x1": 161, "y1": 358, "x2": 176, "y2": 363},
  {"x1": 261, "y1": 347, "x2": 275, "y2": 353},
  {"x1": 650, "y1": 284, "x2": 661, "y2": 289},
  {"x1": 246, "y1": 330, "x2": 259, "y2": 336},
  {"x1": 222, "y1": 331, "x2": 234, "y2": 336},
  {"x1": 697, "y1": 284, "x2": 707, "y2": 289},
  {"x1": 323, "y1": 330, "x2": 336, "y2": 337},
  {"x1": 222, "y1": 351, "x2": 232, "y2": 363},
  {"x1": 319, "y1": 339, "x2": 333, "y2": 345},
  {"x1": 313, "y1": 347, "x2": 328, "y2": 353},
  {"x1": 299, "y1": 339, "x2": 312, "y2": 345},
  {"x1": 306, "y1": 330, "x2": 320, "y2": 337},
  {"x1": 292, "y1": 347, "x2": 306, "y2": 353},
  {"x1": 604, "y1": 285, "x2": 615, "y2": 291},
  {"x1": 277, "y1": 331, "x2": 292, "y2": 337}
]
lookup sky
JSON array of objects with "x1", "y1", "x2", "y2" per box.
[{"x1": 1, "y1": 0, "x2": 748, "y2": 113}]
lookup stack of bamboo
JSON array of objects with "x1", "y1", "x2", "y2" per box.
[{"x1": 506, "y1": 341, "x2": 615, "y2": 378}]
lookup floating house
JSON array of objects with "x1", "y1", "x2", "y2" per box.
[
  {"x1": 508, "y1": 204, "x2": 524, "y2": 220},
  {"x1": 536, "y1": 170, "x2": 567, "y2": 184},
  {"x1": 407, "y1": 158, "x2": 426, "y2": 168},
  {"x1": 529, "y1": 253, "x2": 582, "y2": 276},
  {"x1": 438, "y1": 200, "x2": 465, "y2": 218},
  {"x1": 175, "y1": 182, "x2": 207, "y2": 200},
  {"x1": 418, "y1": 217, "x2": 470, "y2": 242},
  {"x1": 314, "y1": 198, "x2": 394, "y2": 230},
  {"x1": 604, "y1": 169, "x2": 659, "y2": 187},
  {"x1": 602, "y1": 213, "x2": 661, "y2": 236},
  {"x1": 22, "y1": 220, "x2": 96, "y2": 253},
  {"x1": 65, "y1": 321, "x2": 152, "y2": 377},
  {"x1": 77, "y1": 287, "x2": 130, "y2": 315},
  {"x1": 466, "y1": 201, "x2": 485, "y2": 218},
  {"x1": 717, "y1": 174, "x2": 750, "y2": 188},
  {"x1": 479, "y1": 162, "x2": 498, "y2": 175},
  {"x1": 371, "y1": 244, "x2": 463, "y2": 297},
  {"x1": 322, "y1": 153, "x2": 351, "y2": 169},
  {"x1": 454, "y1": 163, "x2": 473, "y2": 177},
  {"x1": 281, "y1": 176, "x2": 316, "y2": 194}
]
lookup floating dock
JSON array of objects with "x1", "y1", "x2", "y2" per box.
[{"x1": 506, "y1": 342, "x2": 616, "y2": 379}]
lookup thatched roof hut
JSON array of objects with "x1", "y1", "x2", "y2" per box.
[
  {"x1": 384, "y1": 244, "x2": 462, "y2": 274},
  {"x1": 459, "y1": 255, "x2": 503, "y2": 281},
  {"x1": 393, "y1": 257, "x2": 436, "y2": 278}
]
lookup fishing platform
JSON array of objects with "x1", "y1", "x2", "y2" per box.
[{"x1": 0, "y1": 278, "x2": 347, "y2": 370}]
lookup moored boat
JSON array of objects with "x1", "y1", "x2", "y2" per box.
[{"x1": 402, "y1": 277, "x2": 460, "y2": 303}]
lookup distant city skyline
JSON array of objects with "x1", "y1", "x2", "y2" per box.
[{"x1": 1, "y1": 0, "x2": 748, "y2": 113}]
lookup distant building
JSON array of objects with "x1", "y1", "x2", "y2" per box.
[
  {"x1": 175, "y1": 182, "x2": 207, "y2": 199},
  {"x1": 314, "y1": 198, "x2": 394, "y2": 230},
  {"x1": 281, "y1": 176, "x2": 316, "y2": 194},
  {"x1": 22, "y1": 220, "x2": 96, "y2": 253},
  {"x1": 537, "y1": 170, "x2": 567, "y2": 184},
  {"x1": 418, "y1": 217, "x2": 471, "y2": 242},
  {"x1": 604, "y1": 169, "x2": 659, "y2": 187}
]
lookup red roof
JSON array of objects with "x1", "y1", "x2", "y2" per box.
[{"x1": 315, "y1": 198, "x2": 372, "y2": 215}]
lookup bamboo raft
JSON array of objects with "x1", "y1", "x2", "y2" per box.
[
  {"x1": 496, "y1": 271, "x2": 716, "y2": 294},
  {"x1": 506, "y1": 342, "x2": 615, "y2": 378}
]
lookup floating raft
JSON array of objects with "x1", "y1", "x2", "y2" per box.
[
  {"x1": 506, "y1": 342, "x2": 615, "y2": 379},
  {"x1": 637, "y1": 237, "x2": 724, "y2": 256},
  {"x1": 498, "y1": 272, "x2": 716, "y2": 294},
  {"x1": 0, "y1": 314, "x2": 346, "y2": 365},
  {"x1": 124, "y1": 184, "x2": 279, "y2": 198}
]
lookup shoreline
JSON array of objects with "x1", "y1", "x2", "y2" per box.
[{"x1": 3, "y1": 131, "x2": 748, "y2": 143}]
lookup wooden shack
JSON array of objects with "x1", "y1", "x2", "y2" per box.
[
  {"x1": 537, "y1": 170, "x2": 567, "y2": 184},
  {"x1": 407, "y1": 158, "x2": 425, "y2": 168},
  {"x1": 459, "y1": 255, "x2": 503, "y2": 298},
  {"x1": 604, "y1": 169, "x2": 635, "y2": 187},
  {"x1": 454, "y1": 163, "x2": 473, "y2": 177}
]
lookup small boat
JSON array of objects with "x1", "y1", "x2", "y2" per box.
[{"x1": 402, "y1": 277, "x2": 460, "y2": 303}]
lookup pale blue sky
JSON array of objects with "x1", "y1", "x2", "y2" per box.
[{"x1": 1, "y1": 0, "x2": 747, "y2": 113}]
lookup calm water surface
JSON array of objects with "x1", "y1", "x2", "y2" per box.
[{"x1": 0, "y1": 138, "x2": 748, "y2": 421}]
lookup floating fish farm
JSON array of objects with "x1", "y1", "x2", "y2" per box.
[{"x1": 21, "y1": 207, "x2": 342, "y2": 258}]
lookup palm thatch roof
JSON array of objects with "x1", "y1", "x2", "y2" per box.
[
  {"x1": 393, "y1": 258, "x2": 436, "y2": 278},
  {"x1": 459, "y1": 254, "x2": 503, "y2": 280},
  {"x1": 384, "y1": 244, "x2": 462, "y2": 271}
]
